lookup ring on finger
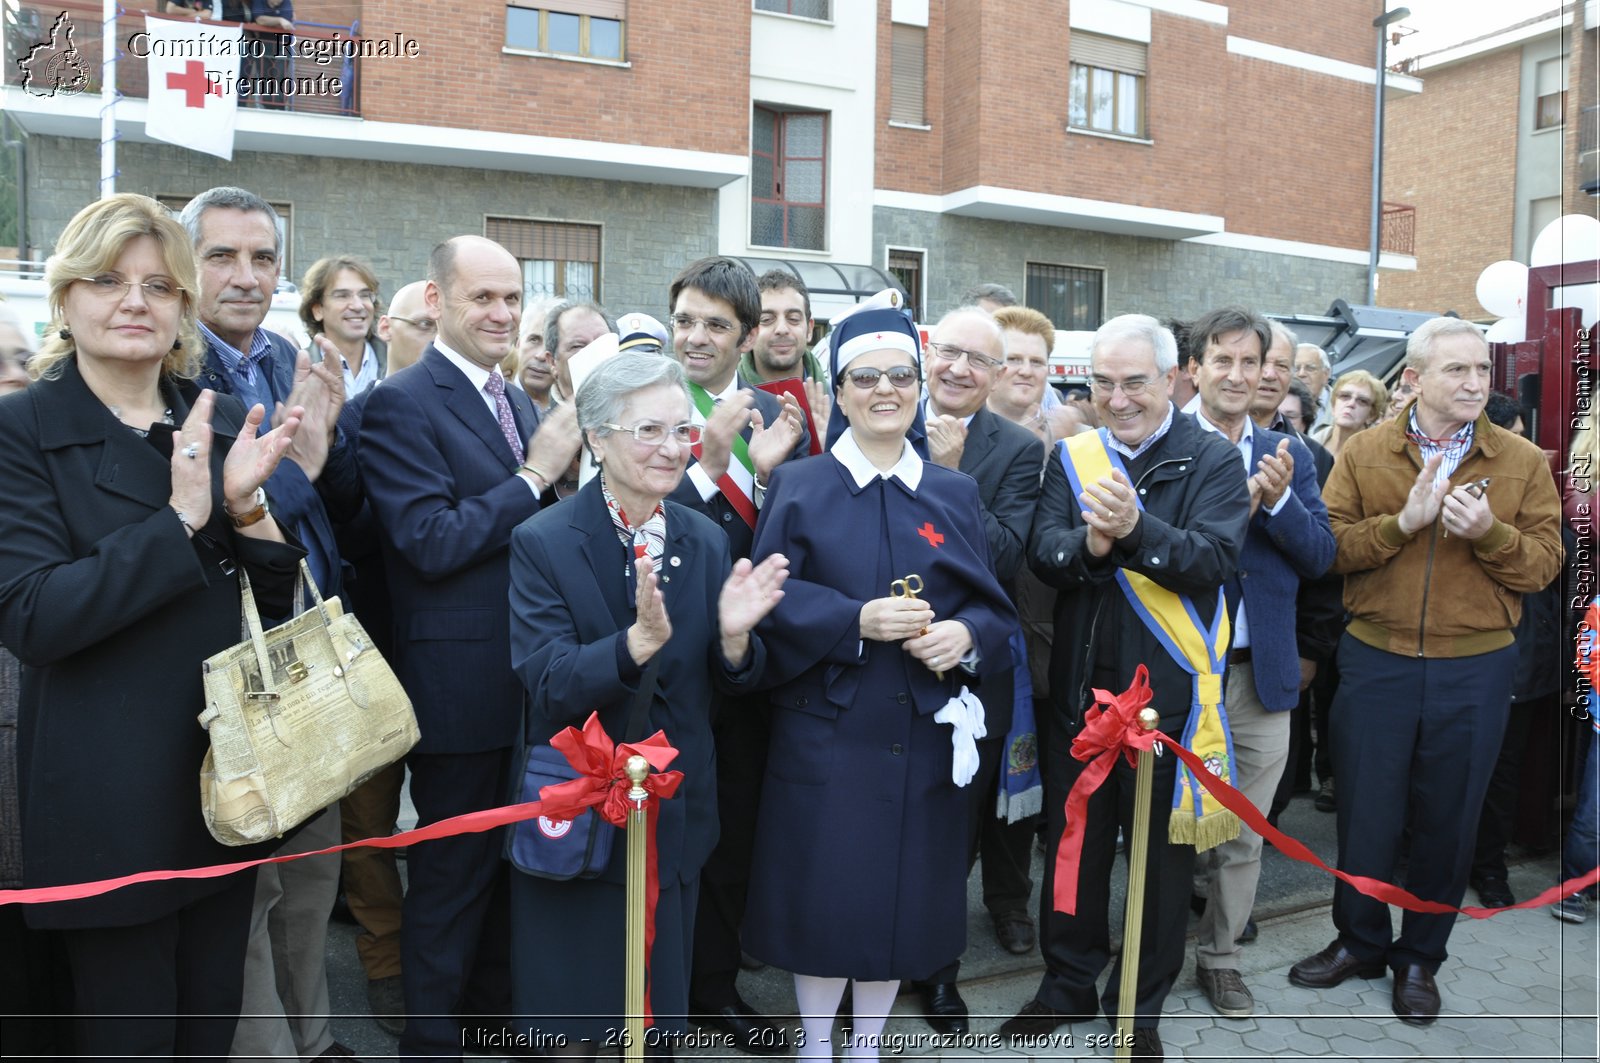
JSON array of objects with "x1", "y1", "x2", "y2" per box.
[{"x1": 182, "y1": 442, "x2": 200, "y2": 460}]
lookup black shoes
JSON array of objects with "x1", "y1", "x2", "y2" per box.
[
  {"x1": 999, "y1": 998, "x2": 1087, "y2": 1041},
  {"x1": 1131, "y1": 1026, "x2": 1164, "y2": 1061},
  {"x1": 1236, "y1": 916, "x2": 1258, "y2": 944},
  {"x1": 1287, "y1": 940, "x2": 1387, "y2": 988},
  {"x1": 690, "y1": 999, "x2": 789, "y2": 1056},
  {"x1": 992, "y1": 911, "x2": 1037, "y2": 955},
  {"x1": 918, "y1": 981, "x2": 969, "y2": 1035},
  {"x1": 1391, "y1": 964, "x2": 1440, "y2": 1026},
  {"x1": 1471, "y1": 874, "x2": 1515, "y2": 909}
]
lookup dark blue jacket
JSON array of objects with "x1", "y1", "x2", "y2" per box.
[{"x1": 1233, "y1": 424, "x2": 1336, "y2": 712}]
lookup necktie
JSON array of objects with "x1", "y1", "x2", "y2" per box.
[{"x1": 484, "y1": 373, "x2": 525, "y2": 464}]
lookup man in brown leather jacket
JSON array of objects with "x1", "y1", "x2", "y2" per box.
[{"x1": 1288, "y1": 317, "x2": 1562, "y2": 1026}]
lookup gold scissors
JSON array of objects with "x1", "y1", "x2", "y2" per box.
[{"x1": 891, "y1": 574, "x2": 942, "y2": 679}]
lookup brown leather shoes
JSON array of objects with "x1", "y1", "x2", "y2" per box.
[
  {"x1": 1287, "y1": 940, "x2": 1386, "y2": 988},
  {"x1": 1391, "y1": 964, "x2": 1440, "y2": 1025}
]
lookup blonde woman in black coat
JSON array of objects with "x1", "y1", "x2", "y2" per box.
[{"x1": 0, "y1": 193, "x2": 305, "y2": 1060}]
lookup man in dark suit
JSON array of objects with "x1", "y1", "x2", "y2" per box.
[
  {"x1": 669, "y1": 256, "x2": 807, "y2": 1054},
  {"x1": 914, "y1": 306, "x2": 1044, "y2": 1032},
  {"x1": 358, "y1": 235, "x2": 580, "y2": 1061},
  {"x1": 1184, "y1": 308, "x2": 1334, "y2": 1019}
]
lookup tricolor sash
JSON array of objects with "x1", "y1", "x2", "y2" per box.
[
  {"x1": 688, "y1": 382, "x2": 758, "y2": 528},
  {"x1": 1059, "y1": 430, "x2": 1241, "y2": 850}
]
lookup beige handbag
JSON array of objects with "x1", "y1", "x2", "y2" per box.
[{"x1": 198, "y1": 560, "x2": 419, "y2": 846}]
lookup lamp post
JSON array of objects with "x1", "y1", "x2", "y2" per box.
[{"x1": 1367, "y1": 4, "x2": 1410, "y2": 305}]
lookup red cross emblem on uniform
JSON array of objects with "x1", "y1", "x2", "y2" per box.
[{"x1": 918, "y1": 522, "x2": 944, "y2": 548}]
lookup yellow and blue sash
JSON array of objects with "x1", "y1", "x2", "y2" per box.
[{"x1": 1059, "y1": 430, "x2": 1241, "y2": 850}]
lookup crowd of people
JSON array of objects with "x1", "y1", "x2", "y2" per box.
[{"x1": 0, "y1": 189, "x2": 1591, "y2": 1063}]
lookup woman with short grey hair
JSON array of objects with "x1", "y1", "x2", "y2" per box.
[{"x1": 506, "y1": 349, "x2": 790, "y2": 1055}]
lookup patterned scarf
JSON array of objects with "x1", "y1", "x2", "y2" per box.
[{"x1": 602, "y1": 479, "x2": 666, "y2": 566}]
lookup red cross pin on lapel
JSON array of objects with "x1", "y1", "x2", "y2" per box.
[{"x1": 918, "y1": 522, "x2": 944, "y2": 548}]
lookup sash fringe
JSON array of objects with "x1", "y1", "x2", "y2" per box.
[{"x1": 1168, "y1": 807, "x2": 1241, "y2": 851}]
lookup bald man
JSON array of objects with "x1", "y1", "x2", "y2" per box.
[
  {"x1": 359, "y1": 236, "x2": 580, "y2": 1059},
  {"x1": 376, "y1": 280, "x2": 438, "y2": 374}
]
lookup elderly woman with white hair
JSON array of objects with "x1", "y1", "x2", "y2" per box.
[
  {"x1": 741, "y1": 306, "x2": 1016, "y2": 1060},
  {"x1": 507, "y1": 350, "x2": 789, "y2": 1054}
]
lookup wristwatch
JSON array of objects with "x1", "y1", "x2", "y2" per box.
[{"x1": 225, "y1": 487, "x2": 270, "y2": 529}]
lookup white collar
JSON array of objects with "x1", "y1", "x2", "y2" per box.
[
  {"x1": 831, "y1": 427, "x2": 924, "y2": 491},
  {"x1": 707, "y1": 374, "x2": 742, "y2": 403},
  {"x1": 436, "y1": 340, "x2": 495, "y2": 393},
  {"x1": 1192, "y1": 402, "x2": 1255, "y2": 451}
]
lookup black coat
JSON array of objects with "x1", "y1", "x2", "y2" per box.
[
  {"x1": 0, "y1": 361, "x2": 303, "y2": 928},
  {"x1": 956, "y1": 406, "x2": 1044, "y2": 734},
  {"x1": 1028, "y1": 411, "x2": 1249, "y2": 734}
]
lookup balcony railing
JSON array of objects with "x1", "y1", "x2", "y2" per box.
[
  {"x1": 1381, "y1": 201, "x2": 1415, "y2": 256},
  {"x1": 5, "y1": 1, "x2": 364, "y2": 117}
]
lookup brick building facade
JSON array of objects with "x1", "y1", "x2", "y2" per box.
[
  {"x1": 1384, "y1": 5, "x2": 1579, "y2": 319},
  {"x1": 5, "y1": 0, "x2": 1423, "y2": 331}
]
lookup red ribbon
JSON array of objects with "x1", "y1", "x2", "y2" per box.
[
  {"x1": 1052, "y1": 668, "x2": 1600, "y2": 918},
  {"x1": 1054, "y1": 664, "x2": 1161, "y2": 915},
  {"x1": 538, "y1": 713, "x2": 683, "y2": 1022}
]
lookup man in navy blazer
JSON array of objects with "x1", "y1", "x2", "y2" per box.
[
  {"x1": 1182, "y1": 308, "x2": 1334, "y2": 1020},
  {"x1": 359, "y1": 236, "x2": 580, "y2": 1060},
  {"x1": 665, "y1": 257, "x2": 808, "y2": 1053}
]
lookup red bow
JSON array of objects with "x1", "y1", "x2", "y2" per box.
[
  {"x1": 537, "y1": 711, "x2": 683, "y2": 1024},
  {"x1": 1054, "y1": 666, "x2": 1161, "y2": 915}
]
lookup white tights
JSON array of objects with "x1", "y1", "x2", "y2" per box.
[{"x1": 792, "y1": 974, "x2": 900, "y2": 1061}]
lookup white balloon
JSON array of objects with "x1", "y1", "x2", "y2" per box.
[
  {"x1": 1474, "y1": 260, "x2": 1528, "y2": 318},
  {"x1": 1529, "y1": 214, "x2": 1600, "y2": 268},
  {"x1": 1554, "y1": 283, "x2": 1600, "y2": 329},
  {"x1": 1484, "y1": 316, "x2": 1525, "y2": 344}
]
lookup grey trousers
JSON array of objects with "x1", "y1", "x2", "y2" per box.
[
  {"x1": 1195, "y1": 662, "x2": 1290, "y2": 971},
  {"x1": 229, "y1": 804, "x2": 341, "y2": 1061}
]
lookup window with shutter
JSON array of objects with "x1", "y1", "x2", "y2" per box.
[
  {"x1": 1067, "y1": 31, "x2": 1146, "y2": 139},
  {"x1": 485, "y1": 218, "x2": 602, "y2": 302},
  {"x1": 891, "y1": 24, "x2": 926, "y2": 126}
]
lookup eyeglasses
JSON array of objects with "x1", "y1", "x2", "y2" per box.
[
  {"x1": 77, "y1": 273, "x2": 184, "y2": 304},
  {"x1": 843, "y1": 365, "x2": 920, "y2": 390},
  {"x1": 670, "y1": 313, "x2": 737, "y2": 337},
  {"x1": 926, "y1": 341, "x2": 1000, "y2": 371},
  {"x1": 601, "y1": 421, "x2": 704, "y2": 446},
  {"x1": 1089, "y1": 376, "x2": 1155, "y2": 397},
  {"x1": 389, "y1": 315, "x2": 438, "y2": 334}
]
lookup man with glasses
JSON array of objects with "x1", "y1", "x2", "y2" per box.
[
  {"x1": 1005, "y1": 315, "x2": 1249, "y2": 1062},
  {"x1": 1293, "y1": 344, "x2": 1333, "y2": 432},
  {"x1": 911, "y1": 307, "x2": 1044, "y2": 1033},
  {"x1": 181, "y1": 185, "x2": 361, "y2": 1062},
  {"x1": 376, "y1": 280, "x2": 438, "y2": 375},
  {"x1": 667, "y1": 256, "x2": 807, "y2": 1056},
  {"x1": 359, "y1": 236, "x2": 581, "y2": 1058},
  {"x1": 300, "y1": 254, "x2": 385, "y2": 397}
]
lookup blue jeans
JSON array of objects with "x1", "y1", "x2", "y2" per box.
[{"x1": 1562, "y1": 727, "x2": 1600, "y2": 892}]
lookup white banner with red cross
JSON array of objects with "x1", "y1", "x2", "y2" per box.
[{"x1": 142, "y1": 16, "x2": 242, "y2": 161}]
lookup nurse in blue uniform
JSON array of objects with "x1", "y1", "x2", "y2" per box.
[{"x1": 743, "y1": 307, "x2": 1016, "y2": 1060}]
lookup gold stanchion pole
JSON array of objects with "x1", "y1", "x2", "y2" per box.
[
  {"x1": 1115, "y1": 708, "x2": 1160, "y2": 1062},
  {"x1": 624, "y1": 754, "x2": 650, "y2": 1063}
]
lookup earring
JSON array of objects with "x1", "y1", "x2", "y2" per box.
[
  {"x1": 172, "y1": 337, "x2": 183, "y2": 350},
  {"x1": 58, "y1": 326, "x2": 72, "y2": 340}
]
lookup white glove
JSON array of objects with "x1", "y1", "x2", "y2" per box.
[{"x1": 934, "y1": 686, "x2": 987, "y2": 787}]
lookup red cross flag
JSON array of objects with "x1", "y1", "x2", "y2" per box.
[{"x1": 142, "y1": 16, "x2": 242, "y2": 161}]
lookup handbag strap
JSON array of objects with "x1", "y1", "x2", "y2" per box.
[
  {"x1": 623, "y1": 659, "x2": 660, "y2": 743},
  {"x1": 236, "y1": 559, "x2": 336, "y2": 695}
]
